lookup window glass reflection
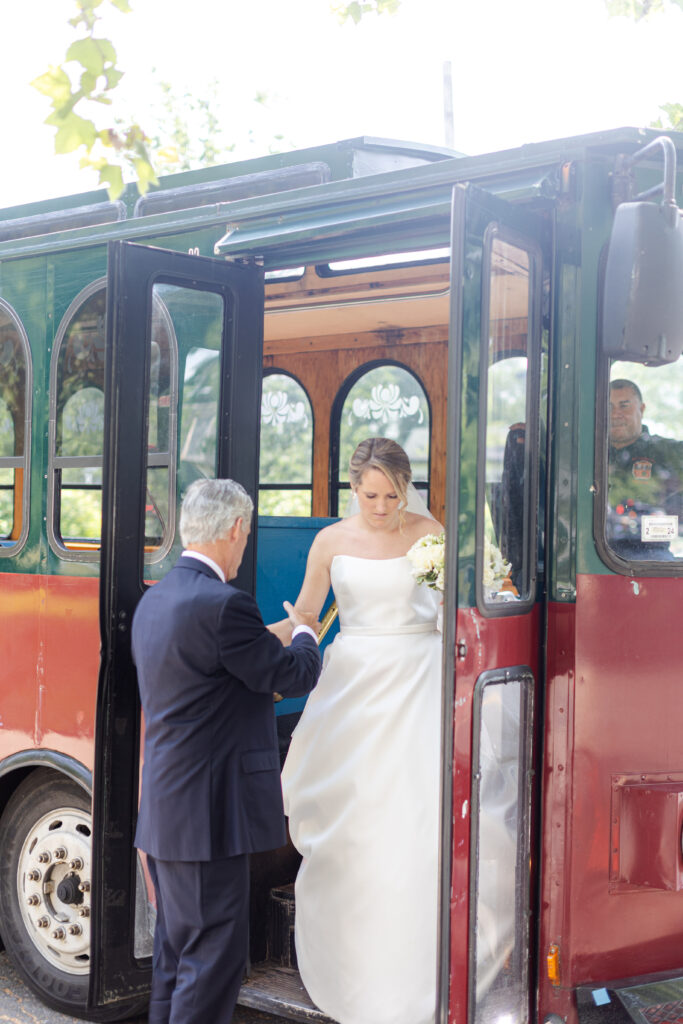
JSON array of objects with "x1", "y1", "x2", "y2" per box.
[
  {"x1": 470, "y1": 676, "x2": 533, "y2": 1024},
  {"x1": 607, "y1": 363, "x2": 683, "y2": 562},
  {"x1": 180, "y1": 347, "x2": 220, "y2": 487},
  {"x1": 481, "y1": 238, "x2": 533, "y2": 605}
]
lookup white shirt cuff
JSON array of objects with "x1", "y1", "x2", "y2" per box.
[{"x1": 292, "y1": 624, "x2": 318, "y2": 644}]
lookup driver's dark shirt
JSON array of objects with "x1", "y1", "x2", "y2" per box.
[{"x1": 608, "y1": 426, "x2": 683, "y2": 559}]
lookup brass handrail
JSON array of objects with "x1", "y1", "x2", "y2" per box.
[{"x1": 317, "y1": 600, "x2": 338, "y2": 643}]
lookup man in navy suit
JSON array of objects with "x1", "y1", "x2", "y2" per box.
[{"x1": 132, "y1": 478, "x2": 321, "y2": 1024}]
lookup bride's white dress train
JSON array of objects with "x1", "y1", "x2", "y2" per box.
[{"x1": 282, "y1": 555, "x2": 442, "y2": 1024}]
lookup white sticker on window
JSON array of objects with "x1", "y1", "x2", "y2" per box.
[{"x1": 641, "y1": 515, "x2": 678, "y2": 541}]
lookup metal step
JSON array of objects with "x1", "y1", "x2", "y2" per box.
[
  {"x1": 578, "y1": 972, "x2": 683, "y2": 1023},
  {"x1": 238, "y1": 961, "x2": 337, "y2": 1023}
]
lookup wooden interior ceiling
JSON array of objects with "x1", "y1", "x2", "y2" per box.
[{"x1": 264, "y1": 262, "x2": 451, "y2": 344}]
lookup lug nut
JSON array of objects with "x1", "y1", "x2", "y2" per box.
[
  {"x1": 51, "y1": 927, "x2": 66, "y2": 940},
  {"x1": 37, "y1": 917, "x2": 49, "y2": 928},
  {"x1": 78, "y1": 880, "x2": 90, "y2": 893},
  {"x1": 26, "y1": 895, "x2": 40, "y2": 907},
  {"x1": 70, "y1": 857, "x2": 84, "y2": 871},
  {"x1": 27, "y1": 869, "x2": 41, "y2": 882},
  {"x1": 68, "y1": 924, "x2": 82, "y2": 936},
  {"x1": 54, "y1": 847, "x2": 67, "y2": 861},
  {"x1": 37, "y1": 852, "x2": 50, "y2": 864},
  {"x1": 77, "y1": 907, "x2": 90, "y2": 918}
]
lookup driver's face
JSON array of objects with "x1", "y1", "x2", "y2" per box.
[{"x1": 609, "y1": 387, "x2": 644, "y2": 449}]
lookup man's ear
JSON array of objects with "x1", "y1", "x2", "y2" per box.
[{"x1": 230, "y1": 517, "x2": 243, "y2": 540}]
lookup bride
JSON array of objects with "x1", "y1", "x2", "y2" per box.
[{"x1": 282, "y1": 436, "x2": 444, "y2": 1024}]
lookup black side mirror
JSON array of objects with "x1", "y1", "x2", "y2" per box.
[{"x1": 602, "y1": 137, "x2": 683, "y2": 367}]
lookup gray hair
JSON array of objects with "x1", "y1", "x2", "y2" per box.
[{"x1": 179, "y1": 478, "x2": 253, "y2": 546}]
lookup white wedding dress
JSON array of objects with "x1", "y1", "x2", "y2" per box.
[{"x1": 282, "y1": 554, "x2": 442, "y2": 1024}]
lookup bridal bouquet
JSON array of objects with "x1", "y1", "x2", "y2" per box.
[
  {"x1": 483, "y1": 536, "x2": 512, "y2": 595},
  {"x1": 406, "y1": 533, "x2": 445, "y2": 592}
]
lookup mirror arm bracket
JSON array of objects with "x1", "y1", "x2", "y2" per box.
[{"x1": 614, "y1": 136, "x2": 678, "y2": 224}]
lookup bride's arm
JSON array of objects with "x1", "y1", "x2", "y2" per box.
[
  {"x1": 266, "y1": 532, "x2": 332, "y2": 645},
  {"x1": 294, "y1": 532, "x2": 333, "y2": 619}
]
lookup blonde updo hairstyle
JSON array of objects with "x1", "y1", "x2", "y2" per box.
[{"x1": 349, "y1": 437, "x2": 412, "y2": 529}]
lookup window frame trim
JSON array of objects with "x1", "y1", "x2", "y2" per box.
[
  {"x1": 594, "y1": 239, "x2": 683, "y2": 577},
  {"x1": 48, "y1": 278, "x2": 179, "y2": 562},
  {"x1": 0, "y1": 297, "x2": 32, "y2": 557},
  {"x1": 258, "y1": 367, "x2": 314, "y2": 516}
]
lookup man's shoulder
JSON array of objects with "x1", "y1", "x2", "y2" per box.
[{"x1": 644, "y1": 430, "x2": 683, "y2": 462}]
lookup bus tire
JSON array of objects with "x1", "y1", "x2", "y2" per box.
[{"x1": 0, "y1": 768, "x2": 147, "y2": 1022}]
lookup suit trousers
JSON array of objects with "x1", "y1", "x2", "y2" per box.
[{"x1": 146, "y1": 853, "x2": 249, "y2": 1024}]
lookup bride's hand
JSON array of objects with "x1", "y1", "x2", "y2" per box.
[{"x1": 284, "y1": 601, "x2": 321, "y2": 635}]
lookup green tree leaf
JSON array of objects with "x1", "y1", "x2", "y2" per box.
[
  {"x1": 55, "y1": 112, "x2": 97, "y2": 154},
  {"x1": 95, "y1": 162, "x2": 124, "y2": 197},
  {"x1": 31, "y1": 65, "x2": 72, "y2": 104},
  {"x1": 132, "y1": 156, "x2": 159, "y2": 193},
  {"x1": 333, "y1": 0, "x2": 401, "y2": 23},
  {"x1": 651, "y1": 102, "x2": 683, "y2": 131},
  {"x1": 66, "y1": 36, "x2": 106, "y2": 75}
]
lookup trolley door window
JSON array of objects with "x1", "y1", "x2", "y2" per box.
[
  {"x1": 469, "y1": 669, "x2": 534, "y2": 1024},
  {"x1": 332, "y1": 362, "x2": 430, "y2": 516},
  {"x1": 49, "y1": 281, "x2": 177, "y2": 561},
  {"x1": 0, "y1": 301, "x2": 31, "y2": 554},
  {"x1": 477, "y1": 231, "x2": 541, "y2": 610},
  {"x1": 166, "y1": 284, "x2": 225, "y2": 500},
  {"x1": 259, "y1": 371, "x2": 313, "y2": 516},
  {"x1": 605, "y1": 362, "x2": 683, "y2": 566}
]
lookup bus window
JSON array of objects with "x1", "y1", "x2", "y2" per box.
[
  {"x1": 470, "y1": 670, "x2": 534, "y2": 1024},
  {"x1": 259, "y1": 371, "x2": 313, "y2": 516},
  {"x1": 0, "y1": 302, "x2": 30, "y2": 554},
  {"x1": 50, "y1": 282, "x2": 177, "y2": 560},
  {"x1": 605, "y1": 362, "x2": 683, "y2": 565},
  {"x1": 333, "y1": 362, "x2": 430, "y2": 515},
  {"x1": 479, "y1": 234, "x2": 539, "y2": 607},
  {"x1": 176, "y1": 291, "x2": 226, "y2": 493}
]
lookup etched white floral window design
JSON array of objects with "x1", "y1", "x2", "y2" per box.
[
  {"x1": 350, "y1": 383, "x2": 424, "y2": 425},
  {"x1": 259, "y1": 373, "x2": 313, "y2": 516},
  {"x1": 261, "y1": 389, "x2": 309, "y2": 428},
  {"x1": 335, "y1": 363, "x2": 430, "y2": 514}
]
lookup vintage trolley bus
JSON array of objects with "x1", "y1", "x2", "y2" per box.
[{"x1": 1, "y1": 128, "x2": 683, "y2": 1024}]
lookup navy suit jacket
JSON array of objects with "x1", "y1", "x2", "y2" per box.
[{"x1": 132, "y1": 556, "x2": 320, "y2": 861}]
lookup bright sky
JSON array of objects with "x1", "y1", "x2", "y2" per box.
[{"x1": 3, "y1": 0, "x2": 683, "y2": 208}]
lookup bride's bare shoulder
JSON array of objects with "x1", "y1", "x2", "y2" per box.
[
  {"x1": 310, "y1": 518, "x2": 356, "y2": 558},
  {"x1": 404, "y1": 511, "x2": 444, "y2": 541}
]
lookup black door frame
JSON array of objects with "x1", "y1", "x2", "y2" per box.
[{"x1": 89, "y1": 240, "x2": 264, "y2": 1011}]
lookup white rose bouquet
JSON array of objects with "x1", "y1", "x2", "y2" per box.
[
  {"x1": 482, "y1": 536, "x2": 511, "y2": 595},
  {"x1": 406, "y1": 533, "x2": 445, "y2": 592}
]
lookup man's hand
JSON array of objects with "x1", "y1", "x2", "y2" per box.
[{"x1": 284, "y1": 601, "x2": 320, "y2": 635}]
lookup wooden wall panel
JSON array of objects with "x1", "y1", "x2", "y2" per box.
[{"x1": 264, "y1": 328, "x2": 449, "y2": 521}]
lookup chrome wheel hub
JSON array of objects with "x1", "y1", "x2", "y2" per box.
[{"x1": 18, "y1": 805, "x2": 92, "y2": 974}]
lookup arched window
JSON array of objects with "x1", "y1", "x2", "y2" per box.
[
  {"x1": 0, "y1": 300, "x2": 31, "y2": 554},
  {"x1": 259, "y1": 372, "x2": 313, "y2": 516},
  {"x1": 49, "y1": 281, "x2": 177, "y2": 561},
  {"x1": 332, "y1": 362, "x2": 430, "y2": 515}
]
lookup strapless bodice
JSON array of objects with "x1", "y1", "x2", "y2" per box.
[{"x1": 331, "y1": 555, "x2": 439, "y2": 633}]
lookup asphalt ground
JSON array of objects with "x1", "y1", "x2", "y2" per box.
[{"x1": 0, "y1": 951, "x2": 288, "y2": 1024}]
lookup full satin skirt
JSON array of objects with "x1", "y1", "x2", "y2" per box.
[{"x1": 283, "y1": 556, "x2": 441, "y2": 1024}]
